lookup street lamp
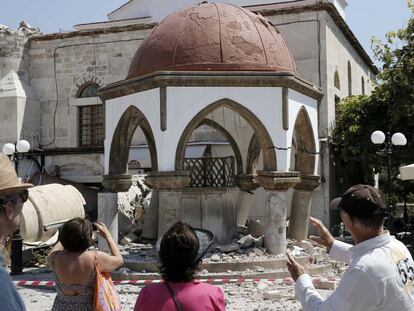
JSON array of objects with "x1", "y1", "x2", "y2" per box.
[
  {"x1": 371, "y1": 130, "x2": 407, "y2": 231},
  {"x1": 3, "y1": 140, "x2": 31, "y2": 173},
  {"x1": 2, "y1": 139, "x2": 30, "y2": 275}
]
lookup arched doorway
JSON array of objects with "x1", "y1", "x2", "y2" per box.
[
  {"x1": 108, "y1": 106, "x2": 158, "y2": 175},
  {"x1": 196, "y1": 118, "x2": 244, "y2": 175},
  {"x1": 288, "y1": 107, "x2": 319, "y2": 240},
  {"x1": 175, "y1": 98, "x2": 277, "y2": 173}
]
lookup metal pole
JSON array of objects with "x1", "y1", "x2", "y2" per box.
[
  {"x1": 10, "y1": 148, "x2": 24, "y2": 275},
  {"x1": 385, "y1": 132, "x2": 395, "y2": 234}
]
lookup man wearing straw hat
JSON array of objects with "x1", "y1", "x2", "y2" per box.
[{"x1": 0, "y1": 152, "x2": 32, "y2": 310}]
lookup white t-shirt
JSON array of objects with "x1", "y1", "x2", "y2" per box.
[{"x1": 295, "y1": 232, "x2": 414, "y2": 311}]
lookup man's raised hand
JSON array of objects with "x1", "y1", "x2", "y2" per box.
[{"x1": 308, "y1": 216, "x2": 335, "y2": 251}]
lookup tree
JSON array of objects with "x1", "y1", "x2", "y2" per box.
[{"x1": 333, "y1": 2, "x2": 414, "y2": 198}]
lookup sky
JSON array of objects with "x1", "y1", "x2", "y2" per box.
[{"x1": 0, "y1": 0, "x2": 412, "y2": 64}]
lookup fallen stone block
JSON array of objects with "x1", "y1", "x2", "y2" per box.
[
  {"x1": 218, "y1": 243, "x2": 239, "y2": 253},
  {"x1": 210, "y1": 254, "x2": 221, "y2": 262},
  {"x1": 120, "y1": 232, "x2": 138, "y2": 245},
  {"x1": 263, "y1": 289, "x2": 282, "y2": 300},
  {"x1": 247, "y1": 219, "x2": 265, "y2": 237},
  {"x1": 312, "y1": 278, "x2": 336, "y2": 290}
]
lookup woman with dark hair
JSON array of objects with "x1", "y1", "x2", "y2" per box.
[
  {"x1": 47, "y1": 218, "x2": 123, "y2": 311},
  {"x1": 134, "y1": 221, "x2": 225, "y2": 311}
]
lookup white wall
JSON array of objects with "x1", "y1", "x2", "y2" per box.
[{"x1": 105, "y1": 86, "x2": 318, "y2": 174}]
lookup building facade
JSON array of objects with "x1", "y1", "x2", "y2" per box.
[{"x1": 0, "y1": 0, "x2": 377, "y2": 233}]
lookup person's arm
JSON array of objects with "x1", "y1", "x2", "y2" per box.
[
  {"x1": 308, "y1": 217, "x2": 352, "y2": 264},
  {"x1": 287, "y1": 253, "x2": 378, "y2": 311},
  {"x1": 328, "y1": 240, "x2": 352, "y2": 264},
  {"x1": 95, "y1": 222, "x2": 123, "y2": 272},
  {"x1": 295, "y1": 268, "x2": 377, "y2": 311},
  {"x1": 46, "y1": 241, "x2": 64, "y2": 269}
]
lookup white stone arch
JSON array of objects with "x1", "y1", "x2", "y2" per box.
[
  {"x1": 286, "y1": 90, "x2": 319, "y2": 175},
  {"x1": 175, "y1": 97, "x2": 277, "y2": 172}
]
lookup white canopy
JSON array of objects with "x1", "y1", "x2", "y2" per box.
[{"x1": 400, "y1": 164, "x2": 414, "y2": 181}]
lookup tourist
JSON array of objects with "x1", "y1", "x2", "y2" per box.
[
  {"x1": 0, "y1": 153, "x2": 33, "y2": 311},
  {"x1": 134, "y1": 221, "x2": 225, "y2": 311},
  {"x1": 47, "y1": 218, "x2": 123, "y2": 310},
  {"x1": 286, "y1": 184, "x2": 414, "y2": 310}
]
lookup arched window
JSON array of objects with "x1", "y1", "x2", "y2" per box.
[
  {"x1": 78, "y1": 83, "x2": 99, "y2": 98},
  {"x1": 334, "y1": 71, "x2": 340, "y2": 89},
  {"x1": 77, "y1": 83, "x2": 104, "y2": 147},
  {"x1": 347, "y1": 61, "x2": 352, "y2": 96},
  {"x1": 361, "y1": 77, "x2": 365, "y2": 95}
]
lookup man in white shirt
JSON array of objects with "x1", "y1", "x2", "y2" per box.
[{"x1": 286, "y1": 184, "x2": 414, "y2": 311}]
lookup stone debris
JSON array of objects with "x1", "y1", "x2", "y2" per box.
[
  {"x1": 263, "y1": 289, "x2": 282, "y2": 300},
  {"x1": 120, "y1": 232, "x2": 139, "y2": 245},
  {"x1": 117, "y1": 175, "x2": 152, "y2": 239},
  {"x1": 247, "y1": 219, "x2": 265, "y2": 238},
  {"x1": 210, "y1": 254, "x2": 221, "y2": 262},
  {"x1": 238, "y1": 234, "x2": 264, "y2": 249},
  {"x1": 312, "y1": 278, "x2": 336, "y2": 290},
  {"x1": 217, "y1": 243, "x2": 239, "y2": 253}
]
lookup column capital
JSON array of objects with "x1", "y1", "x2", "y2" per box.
[
  {"x1": 144, "y1": 171, "x2": 190, "y2": 190},
  {"x1": 102, "y1": 174, "x2": 132, "y2": 192},
  {"x1": 236, "y1": 174, "x2": 260, "y2": 192},
  {"x1": 294, "y1": 174, "x2": 321, "y2": 191},
  {"x1": 256, "y1": 171, "x2": 300, "y2": 191}
]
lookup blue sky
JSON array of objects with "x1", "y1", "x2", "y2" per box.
[{"x1": 0, "y1": 0, "x2": 412, "y2": 64}]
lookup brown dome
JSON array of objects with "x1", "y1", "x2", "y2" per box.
[{"x1": 127, "y1": 2, "x2": 296, "y2": 79}]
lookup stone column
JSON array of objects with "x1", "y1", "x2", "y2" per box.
[
  {"x1": 256, "y1": 171, "x2": 300, "y2": 254},
  {"x1": 235, "y1": 174, "x2": 259, "y2": 227},
  {"x1": 141, "y1": 190, "x2": 159, "y2": 240},
  {"x1": 288, "y1": 175, "x2": 320, "y2": 241},
  {"x1": 144, "y1": 171, "x2": 190, "y2": 239},
  {"x1": 99, "y1": 174, "x2": 132, "y2": 250}
]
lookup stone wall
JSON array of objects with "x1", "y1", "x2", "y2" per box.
[
  {"x1": 0, "y1": 26, "x2": 40, "y2": 146},
  {"x1": 181, "y1": 187, "x2": 239, "y2": 243},
  {"x1": 29, "y1": 28, "x2": 151, "y2": 149}
]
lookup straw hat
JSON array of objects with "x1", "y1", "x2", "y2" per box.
[{"x1": 0, "y1": 153, "x2": 33, "y2": 196}]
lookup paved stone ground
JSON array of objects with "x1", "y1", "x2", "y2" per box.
[
  {"x1": 14, "y1": 240, "x2": 339, "y2": 310},
  {"x1": 17, "y1": 280, "x2": 333, "y2": 310}
]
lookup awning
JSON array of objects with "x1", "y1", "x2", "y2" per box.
[{"x1": 400, "y1": 164, "x2": 414, "y2": 181}]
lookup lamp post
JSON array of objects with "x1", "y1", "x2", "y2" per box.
[
  {"x1": 2, "y1": 139, "x2": 30, "y2": 275},
  {"x1": 371, "y1": 131, "x2": 407, "y2": 232}
]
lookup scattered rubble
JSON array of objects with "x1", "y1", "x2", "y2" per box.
[{"x1": 117, "y1": 175, "x2": 152, "y2": 240}]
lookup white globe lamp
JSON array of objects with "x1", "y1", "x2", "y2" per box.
[
  {"x1": 370, "y1": 130, "x2": 386, "y2": 145},
  {"x1": 2, "y1": 143, "x2": 15, "y2": 155}
]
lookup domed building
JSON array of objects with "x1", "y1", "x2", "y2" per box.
[
  {"x1": 99, "y1": 2, "x2": 322, "y2": 253},
  {"x1": 0, "y1": 0, "x2": 377, "y2": 254}
]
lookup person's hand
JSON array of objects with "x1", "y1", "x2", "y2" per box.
[
  {"x1": 94, "y1": 222, "x2": 111, "y2": 239},
  {"x1": 286, "y1": 252, "x2": 307, "y2": 281},
  {"x1": 309, "y1": 216, "x2": 335, "y2": 251}
]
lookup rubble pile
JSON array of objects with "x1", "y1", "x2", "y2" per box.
[{"x1": 117, "y1": 175, "x2": 152, "y2": 242}]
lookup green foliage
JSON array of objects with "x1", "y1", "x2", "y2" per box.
[{"x1": 333, "y1": 2, "x2": 414, "y2": 192}]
